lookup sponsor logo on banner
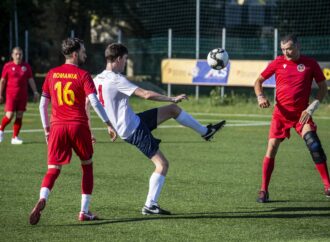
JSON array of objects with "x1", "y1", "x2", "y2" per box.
[{"x1": 192, "y1": 61, "x2": 230, "y2": 84}]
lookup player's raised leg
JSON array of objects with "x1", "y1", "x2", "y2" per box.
[
  {"x1": 29, "y1": 165, "x2": 61, "y2": 225},
  {"x1": 157, "y1": 104, "x2": 225, "y2": 141},
  {"x1": 142, "y1": 150, "x2": 171, "y2": 215},
  {"x1": 79, "y1": 159, "x2": 98, "y2": 221}
]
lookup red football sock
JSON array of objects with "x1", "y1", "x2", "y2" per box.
[
  {"x1": 81, "y1": 163, "x2": 93, "y2": 195},
  {"x1": 0, "y1": 116, "x2": 11, "y2": 131},
  {"x1": 41, "y1": 168, "x2": 61, "y2": 190},
  {"x1": 315, "y1": 162, "x2": 330, "y2": 190},
  {"x1": 13, "y1": 118, "x2": 22, "y2": 137},
  {"x1": 261, "y1": 156, "x2": 275, "y2": 191}
]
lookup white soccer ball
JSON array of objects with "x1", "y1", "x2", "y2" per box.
[{"x1": 207, "y1": 48, "x2": 229, "y2": 70}]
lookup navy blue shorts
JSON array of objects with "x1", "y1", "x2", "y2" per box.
[{"x1": 124, "y1": 108, "x2": 161, "y2": 158}]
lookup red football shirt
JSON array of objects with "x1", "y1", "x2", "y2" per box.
[
  {"x1": 42, "y1": 64, "x2": 96, "y2": 125},
  {"x1": 1, "y1": 61, "x2": 33, "y2": 99},
  {"x1": 261, "y1": 55, "x2": 325, "y2": 112}
]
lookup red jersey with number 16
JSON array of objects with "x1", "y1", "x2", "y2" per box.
[
  {"x1": 261, "y1": 55, "x2": 325, "y2": 113},
  {"x1": 42, "y1": 64, "x2": 96, "y2": 125}
]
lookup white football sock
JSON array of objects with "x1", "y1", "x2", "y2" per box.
[
  {"x1": 175, "y1": 110, "x2": 207, "y2": 135},
  {"x1": 40, "y1": 187, "x2": 50, "y2": 200},
  {"x1": 145, "y1": 173, "x2": 165, "y2": 207},
  {"x1": 81, "y1": 194, "x2": 91, "y2": 213}
]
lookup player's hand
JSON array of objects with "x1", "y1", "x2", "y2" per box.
[
  {"x1": 258, "y1": 96, "x2": 270, "y2": 108},
  {"x1": 33, "y1": 92, "x2": 40, "y2": 102},
  {"x1": 108, "y1": 126, "x2": 117, "y2": 142},
  {"x1": 91, "y1": 134, "x2": 97, "y2": 144},
  {"x1": 44, "y1": 127, "x2": 50, "y2": 144},
  {"x1": 299, "y1": 110, "x2": 311, "y2": 124},
  {"x1": 0, "y1": 95, "x2": 4, "y2": 104},
  {"x1": 172, "y1": 94, "x2": 188, "y2": 103},
  {"x1": 44, "y1": 132, "x2": 49, "y2": 144}
]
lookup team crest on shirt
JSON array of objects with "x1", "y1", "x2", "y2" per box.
[
  {"x1": 12, "y1": 67, "x2": 15, "y2": 71},
  {"x1": 283, "y1": 64, "x2": 287, "y2": 69},
  {"x1": 297, "y1": 64, "x2": 305, "y2": 72},
  {"x1": 21, "y1": 66, "x2": 27, "y2": 72}
]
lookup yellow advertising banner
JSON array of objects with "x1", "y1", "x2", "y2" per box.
[
  {"x1": 162, "y1": 59, "x2": 330, "y2": 87},
  {"x1": 229, "y1": 60, "x2": 270, "y2": 86},
  {"x1": 161, "y1": 59, "x2": 197, "y2": 84}
]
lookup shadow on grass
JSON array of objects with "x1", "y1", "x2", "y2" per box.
[
  {"x1": 21, "y1": 141, "x2": 47, "y2": 145},
  {"x1": 93, "y1": 140, "x2": 205, "y2": 144},
  {"x1": 51, "y1": 207, "x2": 330, "y2": 227}
]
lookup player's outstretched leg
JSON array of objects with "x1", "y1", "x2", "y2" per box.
[
  {"x1": 29, "y1": 198, "x2": 46, "y2": 225},
  {"x1": 202, "y1": 120, "x2": 226, "y2": 141},
  {"x1": 172, "y1": 108, "x2": 225, "y2": 141}
]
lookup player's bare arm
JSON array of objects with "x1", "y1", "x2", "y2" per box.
[
  {"x1": 28, "y1": 78, "x2": 40, "y2": 102},
  {"x1": 134, "y1": 87, "x2": 188, "y2": 103},
  {"x1": 0, "y1": 77, "x2": 6, "y2": 104},
  {"x1": 254, "y1": 75, "x2": 270, "y2": 108},
  {"x1": 299, "y1": 80, "x2": 327, "y2": 124}
]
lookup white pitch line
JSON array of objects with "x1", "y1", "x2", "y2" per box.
[
  {"x1": 2, "y1": 122, "x2": 270, "y2": 134},
  {"x1": 190, "y1": 112, "x2": 330, "y2": 120},
  {"x1": 22, "y1": 112, "x2": 330, "y2": 120}
]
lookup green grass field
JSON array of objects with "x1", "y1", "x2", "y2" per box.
[{"x1": 1, "y1": 98, "x2": 330, "y2": 241}]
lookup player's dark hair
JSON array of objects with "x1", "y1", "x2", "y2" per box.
[
  {"x1": 105, "y1": 43, "x2": 128, "y2": 62},
  {"x1": 281, "y1": 34, "x2": 298, "y2": 45},
  {"x1": 61, "y1": 38, "x2": 83, "y2": 57}
]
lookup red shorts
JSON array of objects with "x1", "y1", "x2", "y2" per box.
[
  {"x1": 269, "y1": 107, "x2": 317, "y2": 139},
  {"x1": 47, "y1": 123, "x2": 93, "y2": 165},
  {"x1": 5, "y1": 96, "x2": 28, "y2": 112}
]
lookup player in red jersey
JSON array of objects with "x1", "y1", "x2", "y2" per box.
[
  {"x1": 0, "y1": 47, "x2": 39, "y2": 144},
  {"x1": 29, "y1": 38, "x2": 117, "y2": 225},
  {"x1": 254, "y1": 34, "x2": 330, "y2": 202}
]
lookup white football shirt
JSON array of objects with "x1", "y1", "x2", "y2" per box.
[{"x1": 93, "y1": 70, "x2": 140, "y2": 139}]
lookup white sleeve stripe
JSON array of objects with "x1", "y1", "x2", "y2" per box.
[
  {"x1": 39, "y1": 96, "x2": 50, "y2": 128},
  {"x1": 88, "y1": 93, "x2": 109, "y2": 123}
]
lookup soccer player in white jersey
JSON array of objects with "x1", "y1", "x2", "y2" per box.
[{"x1": 93, "y1": 43, "x2": 225, "y2": 215}]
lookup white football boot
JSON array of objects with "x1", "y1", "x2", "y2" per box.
[
  {"x1": 0, "y1": 130, "x2": 3, "y2": 142},
  {"x1": 11, "y1": 136, "x2": 23, "y2": 145}
]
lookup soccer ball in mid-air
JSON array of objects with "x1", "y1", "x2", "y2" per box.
[{"x1": 207, "y1": 48, "x2": 229, "y2": 70}]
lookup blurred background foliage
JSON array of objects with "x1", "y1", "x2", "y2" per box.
[{"x1": 1, "y1": 0, "x2": 329, "y2": 90}]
